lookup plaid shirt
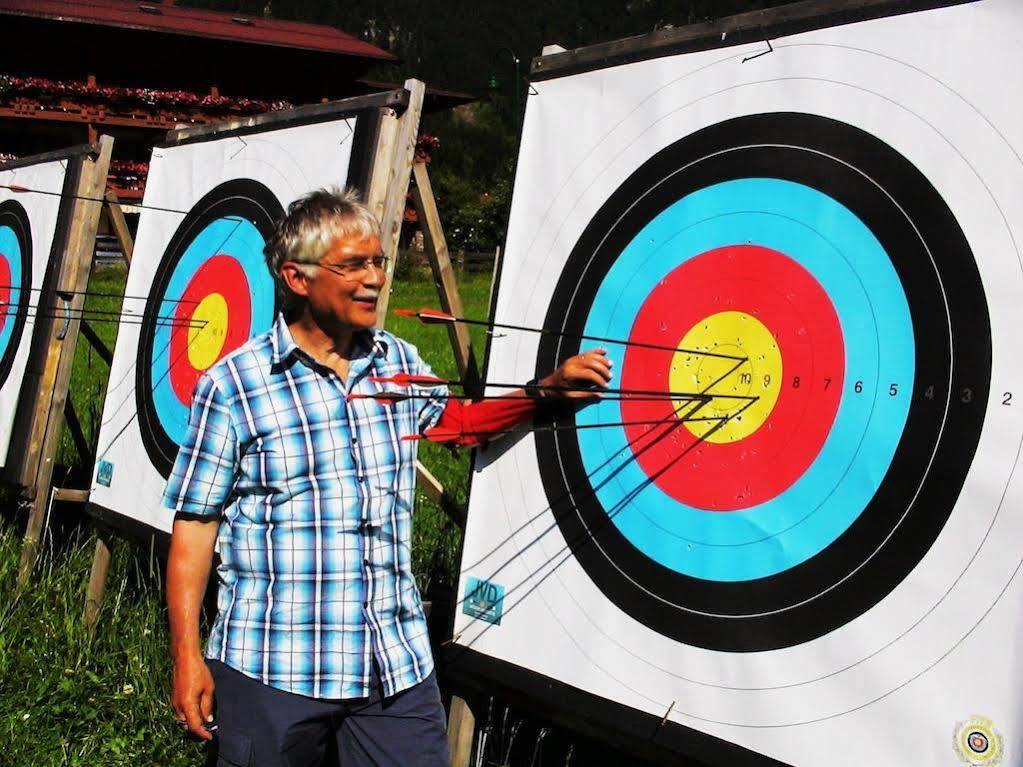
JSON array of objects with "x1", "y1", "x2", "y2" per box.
[{"x1": 163, "y1": 315, "x2": 447, "y2": 699}]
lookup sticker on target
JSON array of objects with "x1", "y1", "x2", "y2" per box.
[{"x1": 953, "y1": 715, "x2": 1004, "y2": 766}]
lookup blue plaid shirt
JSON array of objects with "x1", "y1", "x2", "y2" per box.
[{"x1": 163, "y1": 315, "x2": 447, "y2": 699}]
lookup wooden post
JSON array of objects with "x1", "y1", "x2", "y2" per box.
[
  {"x1": 78, "y1": 193, "x2": 135, "y2": 619},
  {"x1": 411, "y1": 161, "x2": 481, "y2": 393},
  {"x1": 84, "y1": 527, "x2": 113, "y2": 630},
  {"x1": 448, "y1": 695, "x2": 476, "y2": 767},
  {"x1": 103, "y1": 189, "x2": 134, "y2": 265},
  {"x1": 374, "y1": 78, "x2": 425, "y2": 322},
  {"x1": 18, "y1": 136, "x2": 113, "y2": 587}
]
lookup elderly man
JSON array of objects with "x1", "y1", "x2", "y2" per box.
[{"x1": 166, "y1": 188, "x2": 611, "y2": 766}]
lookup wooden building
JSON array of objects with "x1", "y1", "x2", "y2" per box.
[{"x1": 0, "y1": 0, "x2": 469, "y2": 200}]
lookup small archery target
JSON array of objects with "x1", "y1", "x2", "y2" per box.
[
  {"x1": 136, "y1": 179, "x2": 282, "y2": 477},
  {"x1": 0, "y1": 200, "x2": 31, "y2": 390},
  {"x1": 535, "y1": 112, "x2": 989, "y2": 651}
]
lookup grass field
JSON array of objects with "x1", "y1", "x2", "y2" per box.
[{"x1": 0, "y1": 264, "x2": 499, "y2": 766}]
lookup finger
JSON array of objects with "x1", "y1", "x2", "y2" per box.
[
  {"x1": 572, "y1": 367, "x2": 612, "y2": 389},
  {"x1": 200, "y1": 685, "x2": 215, "y2": 724},
  {"x1": 582, "y1": 357, "x2": 613, "y2": 381},
  {"x1": 183, "y1": 698, "x2": 213, "y2": 741}
]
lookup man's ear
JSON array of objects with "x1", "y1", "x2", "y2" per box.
[{"x1": 280, "y1": 262, "x2": 312, "y2": 299}]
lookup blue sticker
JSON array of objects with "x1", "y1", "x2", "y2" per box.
[
  {"x1": 96, "y1": 459, "x2": 114, "y2": 487},
  {"x1": 462, "y1": 577, "x2": 505, "y2": 625}
]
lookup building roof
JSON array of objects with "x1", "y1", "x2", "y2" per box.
[{"x1": 0, "y1": 0, "x2": 396, "y2": 61}]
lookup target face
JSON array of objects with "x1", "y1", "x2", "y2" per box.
[
  {"x1": 535, "y1": 113, "x2": 991, "y2": 651},
  {"x1": 0, "y1": 201, "x2": 31, "y2": 391},
  {"x1": 136, "y1": 179, "x2": 282, "y2": 477}
]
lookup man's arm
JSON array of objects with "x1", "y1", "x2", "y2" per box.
[
  {"x1": 424, "y1": 349, "x2": 613, "y2": 446},
  {"x1": 161, "y1": 372, "x2": 240, "y2": 742},
  {"x1": 167, "y1": 518, "x2": 219, "y2": 741}
]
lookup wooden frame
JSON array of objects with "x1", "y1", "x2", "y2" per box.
[
  {"x1": 5, "y1": 137, "x2": 114, "y2": 587},
  {"x1": 530, "y1": 0, "x2": 978, "y2": 81}
]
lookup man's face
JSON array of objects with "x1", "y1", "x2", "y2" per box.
[{"x1": 304, "y1": 233, "x2": 385, "y2": 332}]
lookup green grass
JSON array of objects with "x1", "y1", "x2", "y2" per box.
[{"x1": 0, "y1": 498, "x2": 204, "y2": 766}]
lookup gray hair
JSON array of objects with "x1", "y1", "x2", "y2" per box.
[{"x1": 263, "y1": 186, "x2": 380, "y2": 309}]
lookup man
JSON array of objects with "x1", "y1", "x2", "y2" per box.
[{"x1": 166, "y1": 187, "x2": 611, "y2": 766}]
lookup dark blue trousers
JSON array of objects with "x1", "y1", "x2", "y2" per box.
[{"x1": 206, "y1": 660, "x2": 450, "y2": 767}]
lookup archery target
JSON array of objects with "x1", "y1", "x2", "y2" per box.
[
  {"x1": 533, "y1": 112, "x2": 988, "y2": 651},
  {"x1": 91, "y1": 118, "x2": 358, "y2": 532},
  {"x1": 135, "y1": 179, "x2": 281, "y2": 477},
  {"x1": 0, "y1": 201, "x2": 32, "y2": 390},
  {"x1": 455, "y1": 2, "x2": 1023, "y2": 765},
  {"x1": 0, "y1": 160, "x2": 68, "y2": 469}
]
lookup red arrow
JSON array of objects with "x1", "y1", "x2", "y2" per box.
[
  {"x1": 369, "y1": 373, "x2": 447, "y2": 387},
  {"x1": 393, "y1": 308, "x2": 456, "y2": 324},
  {"x1": 346, "y1": 391, "x2": 411, "y2": 406}
]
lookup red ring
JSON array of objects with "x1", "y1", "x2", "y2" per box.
[
  {"x1": 169, "y1": 254, "x2": 252, "y2": 404},
  {"x1": 620, "y1": 245, "x2": 844, "y2": 510},
  {"x1": 0, "y1": 255, "x2": 10, "y2": 334}
]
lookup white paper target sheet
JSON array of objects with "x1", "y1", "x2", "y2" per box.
[{"x1": 453, "y1": 2, "x2": 1023, "y2": 765}]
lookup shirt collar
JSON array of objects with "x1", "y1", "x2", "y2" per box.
[{"x1": 270, "y1": 313, "x2": 389, "y2": 366}]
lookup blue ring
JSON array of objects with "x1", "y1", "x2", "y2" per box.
[
  {"x1": 149, "y1": 217, "x2": 274, "y2": 446},
  {"x1": 0, "y1": 225, "x2": 24, "y2": 359},
  {"x1": 577, "y1": 178, "x2": 914, "y2": 581}
]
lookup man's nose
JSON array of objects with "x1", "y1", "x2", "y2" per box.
[{"x1": 364, "y1": 262, "x2": 385, "y2": 287}]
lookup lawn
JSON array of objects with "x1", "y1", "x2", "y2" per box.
[{"x1": 0, "y1": 262, "x2": 496, "y2": 766}]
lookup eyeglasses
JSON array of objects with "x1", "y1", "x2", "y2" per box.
[{"x1": 313, "y1": 255, "x2": 390, "y2": 281}]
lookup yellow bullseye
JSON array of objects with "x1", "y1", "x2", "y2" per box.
[
  {"x1": 187, "y1": 293, "x2": 229, "y2": 371},
  {"x1": 669, "y1": 311, "x2": 783, "y2": 443}
]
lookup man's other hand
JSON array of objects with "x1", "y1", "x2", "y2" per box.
[
  {"x1": 171, "y1": 653, "x2": 215, "y2": 741},
  {"x1": 537, "y1": 348, "x2": 613, "y2": 400}
]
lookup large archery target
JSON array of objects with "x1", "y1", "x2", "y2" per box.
[
  {"x1": 0, "y1": 160, "x2": 68, "y2": 469},
  {"x1": 0, "y1": 201, "x2": 32, "y2": 390},
  {"x1": 455, "y1": 2, "x2": 1023, "y2": 763},
  {"x1": 136, "y1": 179, "x2": 280, "y2": 477},
  {"x1": 533, "y1": 112, "x2": 988, "y2": 650},
  {"x1": 91, "y1": 118, "x2": 357, "y2": 532}
]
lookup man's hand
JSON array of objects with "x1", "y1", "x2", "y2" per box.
[
  {"x1": 537, "y1": 348, "x2": 613, "y2": 400},
  {"x1": 171, "y1": 653, "x2": 215, "y2": 741}
]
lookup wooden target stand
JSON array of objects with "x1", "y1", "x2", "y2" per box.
[
  {"x1": 4, "y1": 137, "x2": 114, "y2": 587},
  {"x1": 9, "y1": 82, "x2": 483, "y2": 767}
]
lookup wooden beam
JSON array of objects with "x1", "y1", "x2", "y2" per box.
[
  {"x1": 53, "y1": 488, "x2": 90, "y2": 504},
  {"x1": 530, "y1": 0, "x2": 978, "y2": 81},
  {"x1": 79, "y1": 320, "x2": 113, "y2": 367},
  {"x1": 0, "y1": 143, "x2": 98, "y2": 172},
  {"x1": 103, "y1": 189, "x2": 134, "y2": 265},
  {"x1": 63, "y1": 399, "x2": 93, "y2": 467},
  {"x1": 163, "y1": 89, "x2": 408, "y2": 146},
  {"x1": 364, "y1": 106, "x2": 401, "y2": 232},
  {"x1": 18, "y1": 135, "x2": 113, "y2": 587},
  {"x1": 415, "y1": 460, "x2": 467, "y2": 529},
  {"x1": 447, "y1": 696, "x2": 476, "y2": 767},
  {"x1": 374, "y1": 79, "x2": 425, "y2": 322},
  {"x1": 83, "y1": 529, "x2": 113, "y2": 631},
  {"x1": 411, "y1": 161, "x2": 481, "y2": 395}
]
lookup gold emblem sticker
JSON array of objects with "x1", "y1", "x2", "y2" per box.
[{"x1": 953, "y1": 715, "x2": 1005, "y2": 766}]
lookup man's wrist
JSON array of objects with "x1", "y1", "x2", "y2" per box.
[{"x1": 524, "y1": 377, "x2": 547, "y2": 400}]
